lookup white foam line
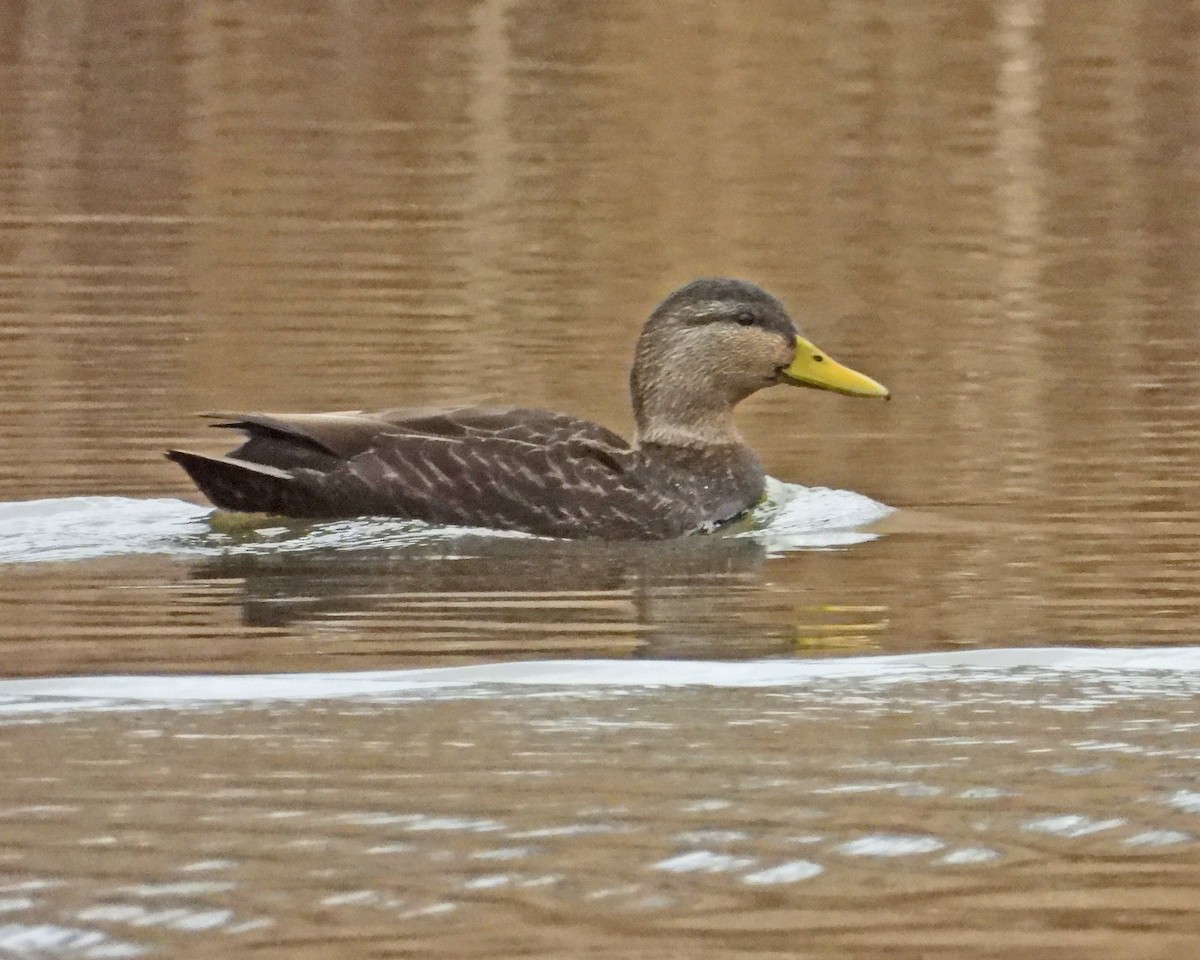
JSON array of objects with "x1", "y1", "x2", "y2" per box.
[{"x1": 0, "y1": 647, "x2": 1197, "y2": 715}]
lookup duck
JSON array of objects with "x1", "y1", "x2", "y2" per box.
[{"x1": 166, "y1": 278, "x2": 888, "y2": 540}]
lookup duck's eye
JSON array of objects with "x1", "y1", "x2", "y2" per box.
[{"x1": 734, "y1": 311, "x2": 756, "y2": 327}]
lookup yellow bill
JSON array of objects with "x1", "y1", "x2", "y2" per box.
[{"x1": 778, "y1": 336, "x2": 889, "y2": 398}]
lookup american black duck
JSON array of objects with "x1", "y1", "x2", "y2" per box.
[{"x1": 167, "y1": 278, "x2": 888, "y2": 540}]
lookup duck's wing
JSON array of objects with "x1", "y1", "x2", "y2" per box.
[{"x1": 167, "y1": 406, "x2": 687, "y2": 537}]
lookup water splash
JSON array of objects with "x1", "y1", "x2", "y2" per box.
[
  {"x1": 0, "y1": 497, "x2": 212, "y2": 564},
  {"x1": 0, "y1": 479, "x2": 892, "y2": 565},
  {"x1": 744, "y1": 477, "x2": 892, "y2": 551}
]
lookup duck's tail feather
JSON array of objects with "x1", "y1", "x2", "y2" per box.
[{"x1": 166, "y1": 450, "x2": 297, "y2": 514}]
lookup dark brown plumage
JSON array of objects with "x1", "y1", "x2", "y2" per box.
[{"x1": 167, "y1": 278, "x2": 888, "y2": 540}]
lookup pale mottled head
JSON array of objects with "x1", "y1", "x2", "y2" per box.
[{"x1": 630, "y1": 278, "x2": 888, "y2": 446}]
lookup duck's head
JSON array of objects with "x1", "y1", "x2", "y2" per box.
[{"x1": 631, "y1": 278, "x2": 888, "y2": 447}]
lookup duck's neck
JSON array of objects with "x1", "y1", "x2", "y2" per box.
[
  {"x1": 634, "y1": 408, "x2": 745, "y2": 449},
  {"x1": 629, "y1": 329, "x2": 753, "y2": 450},
  {"x1": 631, "y1": 372, "x2": 747, "y2": 449}
]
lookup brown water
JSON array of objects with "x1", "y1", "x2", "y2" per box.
[{"x1": 2, "y1": 0, "x2": 1200, "y2": 956}]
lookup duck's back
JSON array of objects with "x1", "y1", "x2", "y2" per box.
[{"x1": 166, "y1": 406, "x2": 765, "y2": 540}]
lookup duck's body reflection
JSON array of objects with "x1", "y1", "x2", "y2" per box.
[{"x1": 189, "y1": 532, "x2": 843, "y2": 661}]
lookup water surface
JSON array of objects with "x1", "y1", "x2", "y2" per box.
[
  {"x1": 2, "y1": 650, "x2": 1200, "y2": 959},
  {"x1": 2, "y1": 0, "x2": 1199, "y2": 955}
]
